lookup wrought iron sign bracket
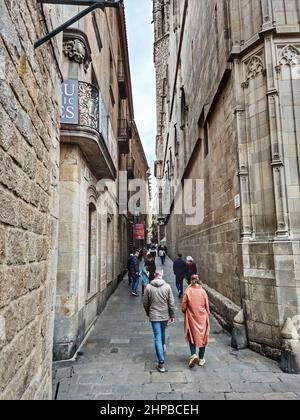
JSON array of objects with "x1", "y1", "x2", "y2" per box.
[{"x1": 35, "y1": 0, "x2": 121, "y2": 49}]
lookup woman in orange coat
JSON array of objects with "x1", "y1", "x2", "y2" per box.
[{"x1": 182, "y1": 275, "x2": 210, "y2": 368}]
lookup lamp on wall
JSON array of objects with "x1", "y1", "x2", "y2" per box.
[{"x1": 35, "y1": 0, "x2": 122, "y2": 49}]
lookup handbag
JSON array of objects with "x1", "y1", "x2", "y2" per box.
[{"x1": 140, "y1": 266, "x2": 150, "y2": 286}]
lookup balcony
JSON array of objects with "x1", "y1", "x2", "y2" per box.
[
  {"x1": 118, "y1": 60, "x2": 127, "y2": 99},
  {"x1": 126, "y1": 156, "x2": 135, "y2": 179},
  {"x1": 118, "y1": 118, "x2": 131, "y2": 154},
  {"x1": 60, "y1": 80, "x2": 117, "y2": 180}
]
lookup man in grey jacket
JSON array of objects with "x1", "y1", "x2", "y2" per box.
[{"x1": 143, "y1": 270, "x2": 176, "y2": 373}]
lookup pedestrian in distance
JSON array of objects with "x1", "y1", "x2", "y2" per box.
[
  {"x1": 182, "y1": 275, "x2": 210, "y2": 368},
  {"x1": 143, "y1": 270, "x2": 176, "y2": 373},
  {"x1": 149, "y1": 244, "x2": 157, "y2": 260},
  {"x1": 140, "y1": 264, "x2": 150, "y2": 297},
  {"x1": 128, "y1": 250, "x2": 140, "y2": 297},
  {"x1": 144, "y1": 255, "x2": 156, "y2": 281},
  {"x1": 159, "y1": 248, "x2": 166, "y2": 265},
  {"x1": 185, "y1": 256, "x2": 197, "y2": 285},
  {"x1": 173, "y1": 254, "x2": 186, "y2": 298},
  {"x1": 138, "y1": 249, "x2": 143, "y2": 262}
]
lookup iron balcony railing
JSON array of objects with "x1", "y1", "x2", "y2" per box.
[
  {"x1": 126, "y1": 156, "x2": 135, "y2": 179},
  {"x1": 61, "y1": 80, "x2": 108, "y2": 143},
  {"x1": 78, "y1": 81, "x2": 99, "y2": 131},
  {"x1": 118, "y1": 118, "x2": 131, "y2": 139},
  {"x1": 118, "y1": 60, "x2": 126, "y2": 99}
]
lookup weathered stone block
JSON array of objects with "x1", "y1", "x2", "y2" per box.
[
  {"x1": 0, "y1": 187, "x2": 18, "y2": 227},
  {"x1": 231, "y1": 323, "x2": 248, "y2": 350},
  {"x1": 0, "y1": 269, "x2": 10, "y2": 311},
  {"x1": 247, "y1": 321, "x2": 273, "y2": 345},
  {"x1": 274, "y1": 255, "x2": 295, "y2": 271},
  {"x1": 250, "y1": 284, "x2": 276, "y2": 303},
  {"x1": 0, "y1": 225, "x2": 5, "y2": 263},
  {"x1": 273, "y1": 242, "x2": 293, "y2": 256}
]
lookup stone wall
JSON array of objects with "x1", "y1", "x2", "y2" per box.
[
  {"x1": 54, "y1": 144, "x2": 121, "y2": 361},
  {"x1": 0, "y1": 1, "x2": 61, "y2": 399},
  {"x1": 53, "y1": 4, "x2": 134, "y2": 361},
  {"x1": 154, "y1": 0, "x2": 300, "y2": 360}
]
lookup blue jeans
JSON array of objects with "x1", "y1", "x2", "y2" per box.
[
  {"x1": 176, "y1": 275, "x2": 184, "y2": 296},
  {"x1": 131, "y1": 276, "x2": 140, "y2": 294},
  {"x1": 151, "y1": 321, "x2": 168, "y2": 364}
]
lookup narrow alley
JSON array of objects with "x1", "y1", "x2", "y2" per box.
[{"x1": 53, "y1": 258, "x2": 300, "y2": 401}]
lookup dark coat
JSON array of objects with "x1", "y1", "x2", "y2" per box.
[
  {"x1": 173, "y1": 258, "x2": 187, "y2": 278},
  {"x1": 128, "y1": 255, "x2": 139, "y2": 277},
  {"x1": 186, "y1": 261, "x2": 197, "y2": 276},
  {"x1": 145, "y1": 259, "x2": 156, "y2": 281}
]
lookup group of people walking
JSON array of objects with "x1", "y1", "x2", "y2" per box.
[
  {"x1": 126, "y1": 247, "x2": 210, "y2": 373},
  {"x1": 127, "y1": 249, "x2": 156, "y2": 297},
  {"x1": 148, "y1": 243, "x2": 167, "y2": 265},
  {"x1": 173, "y1": 254, "x2": 197, "y2": 298}
]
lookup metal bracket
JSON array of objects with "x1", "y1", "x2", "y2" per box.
[{"x1": 35, "y1": 0, "x2": 121, "y2": 49}]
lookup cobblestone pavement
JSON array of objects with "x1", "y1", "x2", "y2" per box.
[{"x1": 53, "y1": 258, "x2": 300, "y2": 401}]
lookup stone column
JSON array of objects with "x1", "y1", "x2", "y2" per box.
[
  {"x1": 234, "y1": 60, "x2": 253, "y2": 240},
  {"x1": 260, "y1": 0, "x2": 274, "y2": 31},
  {"x1": 265, "y1": 35, "x2": 289, "y2": 238},
  {"x1": 229, "y1": 0, "x2": 242, "y2": 54}
]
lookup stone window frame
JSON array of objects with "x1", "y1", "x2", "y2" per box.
[
  {"x1": 86, "y1": 189, "x2": 98, "y2": 302},
  {"x1": 106, "y1": 214, "x2": 114, "y2": 285}
]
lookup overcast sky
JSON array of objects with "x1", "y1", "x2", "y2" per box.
[{"x1": 125, "y1": 0, "x2": 156, "y2": 180}]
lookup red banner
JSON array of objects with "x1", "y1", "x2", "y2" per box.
[{"x1": 134, "y1": 223, "x2": 145, "y2": 240}]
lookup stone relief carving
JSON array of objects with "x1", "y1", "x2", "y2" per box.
[
  {"x1": 246, "y1": 55, "x2": 265, "y2": 80},
  {"x1": 63, "y1": 39, "x2": 86, "y2": 63},
  {"x1": 63, "y1": 31, "x2": 92, "y2": 71},
  {"x1": 279, "y1": 45, "x2": 300, "y2": 66}
]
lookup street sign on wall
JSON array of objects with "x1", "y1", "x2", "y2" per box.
[
  {"x1": 134, "y1": 223, "x2": 145, "y2": 240},
  {"x1": 61, "y1": 80, "x2": 79, "y2": 124}
]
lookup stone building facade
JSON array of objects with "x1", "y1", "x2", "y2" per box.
[
  {"x1": 0, "y1": 0, "x2": 149, "y2": 399},
  {"x1": 54, "y1": 4, "x2": 137, "y2": 361},
  {"x1": 0, "y1": 1, "x2": 62, "y2": 399},
  {"x1": 154, "y1": 0, "x2": 300, "y2": 368},
  {"x1": 126, "y1": 121, "x2": 151, "y2": 251}
]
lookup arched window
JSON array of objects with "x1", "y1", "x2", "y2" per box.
[
  {"x1": 87, "y1": 202, "x2": 97, "y2": 295},
  {"x1": 106, "y1": 216, "x2": 114, "y2": 284}
]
